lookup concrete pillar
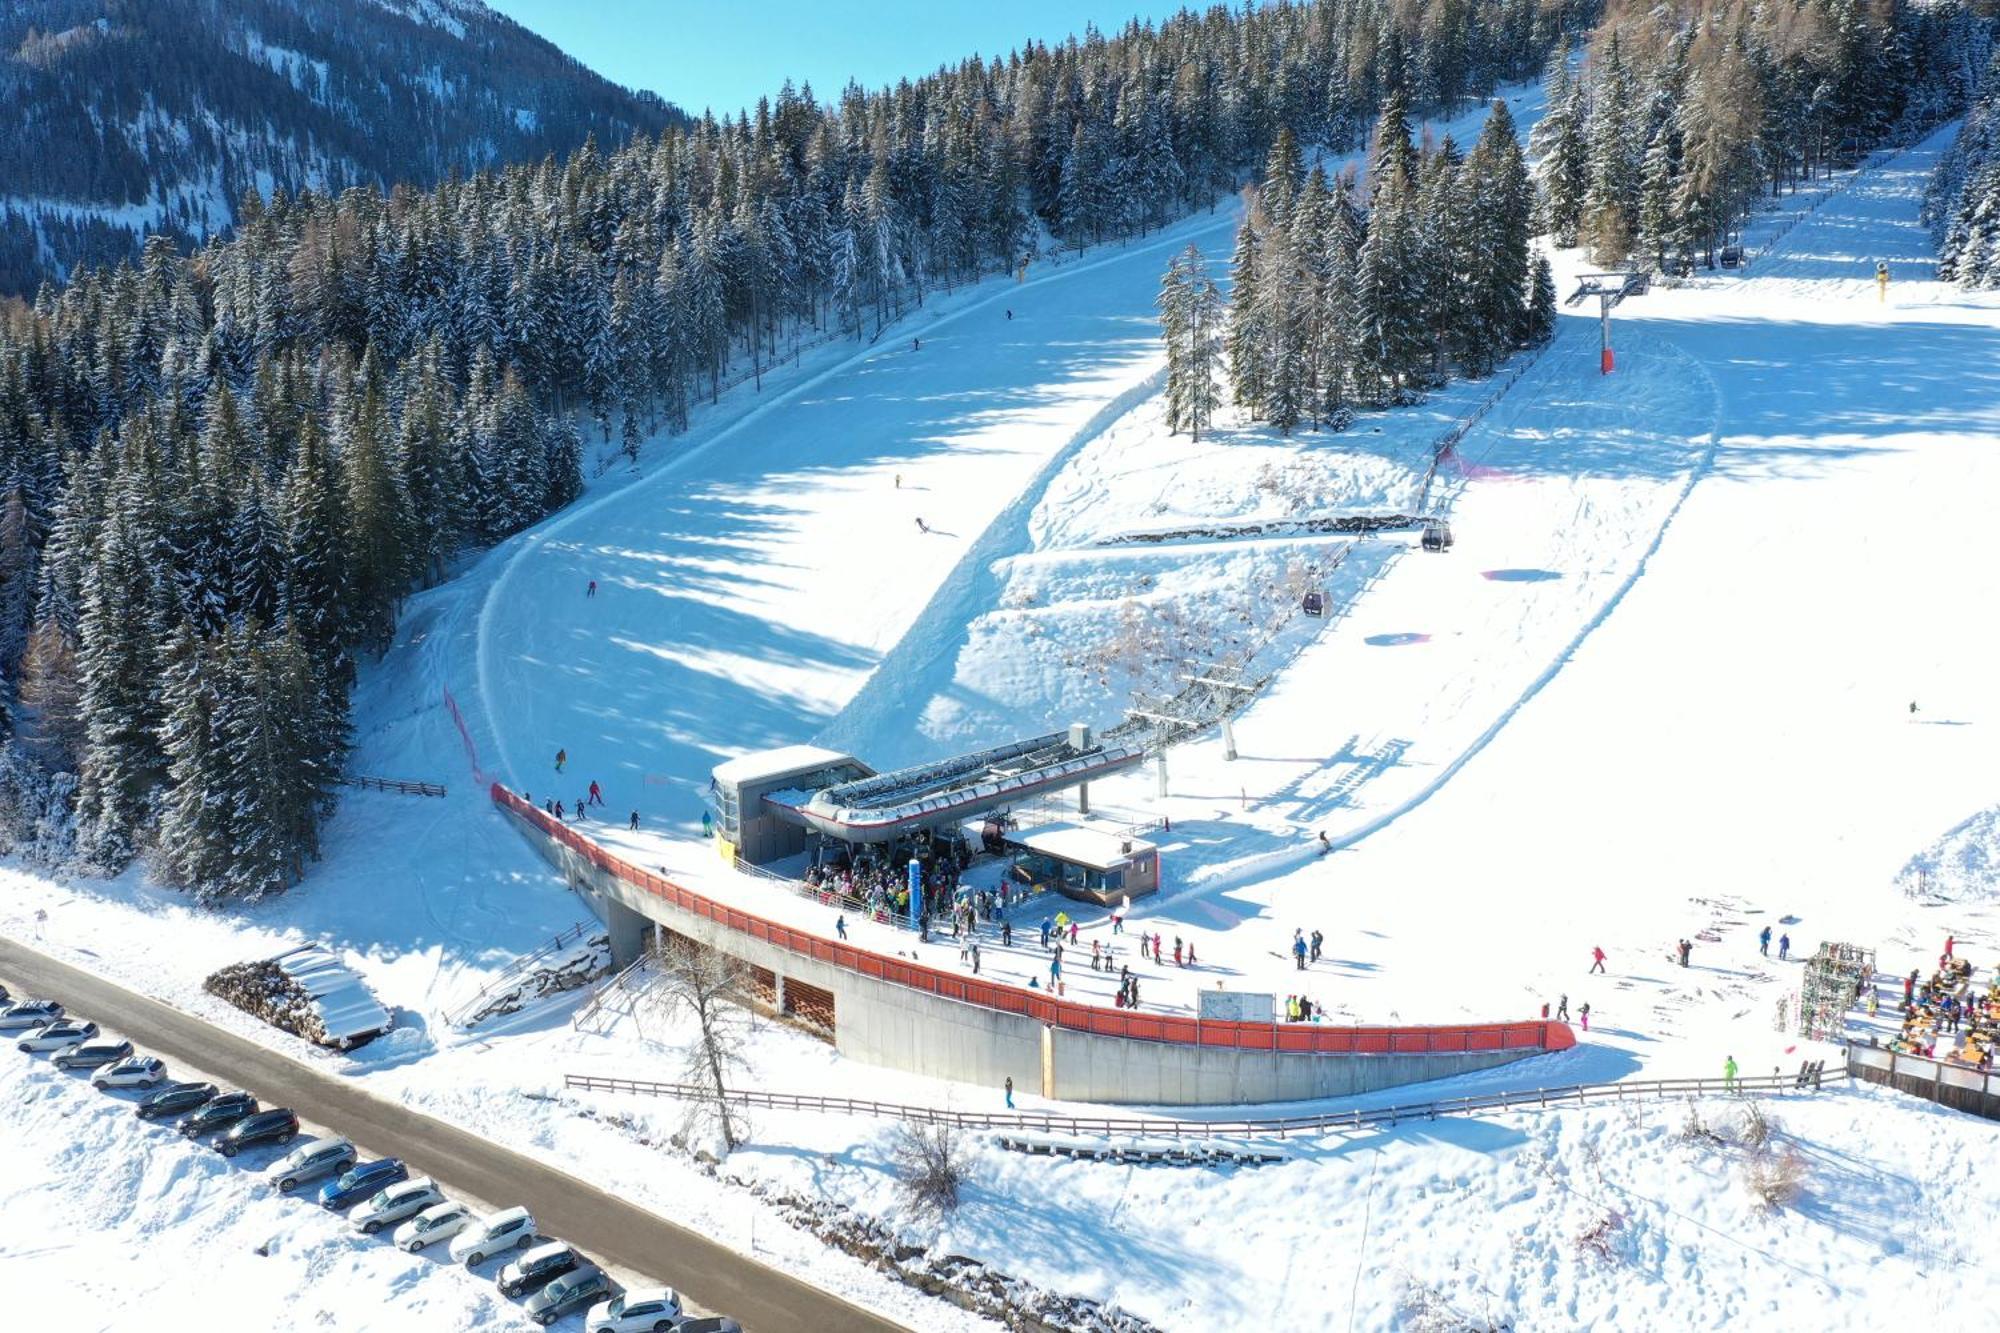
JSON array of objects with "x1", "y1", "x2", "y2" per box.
[
  {"x1": 774, "y1": 973, "x2": 787, "y2": 1016},
  {"x1": 1155, "y1": 752, "x2": 1169, "y2": 798},
  {"x1": 601, "y1": 894, "x2": 651, "y2": 967},
  {"x1": 1221, "y1": 716, "x2": 1237, "y2": 762},
  {"x1": 1040, "y1": 1023, "x2": 1056, "y2": 1099},
  {"x1": 1076, "y1": 782, "x2": 1090, "y2": 816}
]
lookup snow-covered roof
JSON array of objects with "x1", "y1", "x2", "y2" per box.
[
  {"x1": 1006, "y1": 822, "x2": 1154, "y2": 871},
  {"x1": 272, "y1": 945, "x2": 390, "y2": 1045},
  {"x1": 711, "y1": 744, "x2": 858, "y2": 787}
]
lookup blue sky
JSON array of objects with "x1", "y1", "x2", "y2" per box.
[{"x1": 487, "y1": 0, "x2": 1196, "y2": 117}]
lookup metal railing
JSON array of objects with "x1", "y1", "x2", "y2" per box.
[
  {"x1": 443, "y1": 920, "x2": 596, "y2": 1028},
  {"x1": 495, "y1": 784, "x2": 1574, "y2": 1059},
  {"x1": 563, "y1": 1066, "x2": 1838, "y2": 1140},
  {"x1": 571, "y1": 953, "x2": 654, "y2": 1033}
]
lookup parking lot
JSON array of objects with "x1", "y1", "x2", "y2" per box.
[{"x1": 0, "y1": 937, "x2": 903, "y2": 1332}]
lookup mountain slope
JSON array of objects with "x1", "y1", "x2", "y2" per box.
[{"x1": 0, "y1": 0, "x2": 681, "y2": 293}]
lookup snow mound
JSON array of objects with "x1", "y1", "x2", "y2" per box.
[{"x1": 1895, "y1": 804, "x2": 2000, "y2": 903}]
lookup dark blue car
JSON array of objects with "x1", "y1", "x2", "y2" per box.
[{"x1": 317, "y1": 1157, "x2": 407, "y2": 1210}]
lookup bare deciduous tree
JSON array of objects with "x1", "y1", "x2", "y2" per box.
[
  {"x1": 643, "y1": 935, "x2": 753, "y2": 1153},
  {"x1": 891, "y1": 1121, "x2": 967, "y2": 1217}
]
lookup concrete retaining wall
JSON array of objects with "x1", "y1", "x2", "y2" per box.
[{"x1": 507, "y1": 807, "x2": 1538, "y2": 1106}]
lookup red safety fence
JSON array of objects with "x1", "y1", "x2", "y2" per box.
[{"x1": 493, "y1": 784, "x2": 1576, "y2": 1058}]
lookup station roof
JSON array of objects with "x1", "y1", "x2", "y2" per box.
[
  {"x1": 1005, "y1": 822, "x2": 1155, "y2": 871},
  {"x1": 712, "y1": 744, "x2": 860, "y2": 787}
]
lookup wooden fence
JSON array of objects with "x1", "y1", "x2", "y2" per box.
[
  {"x1": 563, "y1": 1066, "x2": 1834, "y2": 1141},
  {"x1": 339, "y1": 774, "x2": 447, "y2": 797}
]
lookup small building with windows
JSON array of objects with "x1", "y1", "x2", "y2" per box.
[{"x1": 1003, "y1": 822, "x2": 1160, "y2": 907}]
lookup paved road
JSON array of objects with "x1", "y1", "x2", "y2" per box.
[{"x1": 0, "y1": 936, "x2": 905, "y2": 1333}]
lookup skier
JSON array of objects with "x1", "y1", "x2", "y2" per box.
[
  {"x1": 1039, "y1": 916, "x2": 1052, "y2": 949},
  {"x1": 836, "y1": 914, "x2": 848, "y2": 941},
  {"x1": 1778, "y1": 933, "x2": 1791, "y2": 961},
  {"x1": 1001, "y1": 919, "x2": 1012, "y2": 947},
  {"x1": 1152, "y1": 934, "x2": 1163, "y2": 965},
  {"x1": 1723, "y1": 1054, "x2": 1739, "y2": 1091},
  {"x1": 912, "y1": 337, "x2": 920, "y2": 352},
  {"x1": 915, "y1": 516, "x2": 929, "y2": 534},
  {"x1": 1589, "y1": 946, "x2": 1607, "y2": 974},
  {"x1": 1092, "y1": 939, "x2": 1102, "y2": 970},
  {"x1": 1004, "y1": 1075, "x2": 1014, "y2": 1109},
  {"x1": 588, "y1": 780, "x2": 603, "y2": 806},
  {"x1": 1293, "y1": 935, "x2": 1308, "y2": 970},
  {"x1": 1678, "y1": 939, "x2": 1693, "y2": 968},
  {"x1": 1318, "y1": 831, "x2": 1331, "y2": 856},
  {"x1": 555, "y1": 748, "x2": 567, "y2": 773},
  {"x1": 554, "y1": 799, "x2": 565, "y2": 819},
  {"x1": 1556, "y1": 994, "x2": 1570, "y2": 1021},
  {"x1": 1579, "y1": 1001, "x2": 1591, "y2": 1031},
  {"x1": 971, "y1": 942, "x2": 981, "y2": 975},
  {"x1": 1186, "y1": 941, "x2": 1196, "y2": 966},
  {"x1": 1909, "y1": 700, "x2": 1918, "y2": 717},
  {"x1": 1172, "y1": 938, "x2": 1182, "y2": 966},
  {"x1": 1005, "y1": 309, "x2": 1013, "y2": 320},
  {"x1": 586, "y1": 580, "x2": 597, "y2": 598},
  {"x1": 1945, "y1": 934, "x2": 1955, "y2": 958},
  {"x1": 628, "y1": 810, "x2": 639, "y2": 831},
  {"x1": 1310, "y1": 929, "x2": 1324, "y2": 964},
  {"x1": 1759, "y1": 925, "x2": 1771, "y2": 956}
]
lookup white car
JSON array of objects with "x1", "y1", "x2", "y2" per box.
[
  {"x1": 350, "y1": 1176, "x2": 444, "y2": 1235},
  {"x1": 585, "y1": 1286, "x2": 685, "y2": 1333},
  {"x1": 18, "y1": 1020, "x2": 98, "y2": 1052},
  {"x1": 0, "y1": 1000, "x2": 63, "y2": 1031},
  {"x1": 448, "y1": 1205, "x2": 536, "y2": 1265},
  {"x1": 391, "y1": 1199, "x2": 475, "y2": 1252},
  {"x1": 268, "y1": 1136, "x2": 357, "y2": 1194},
  {"x1": 91, "y1": 1055, "x2": 166, "y2": 1089}
]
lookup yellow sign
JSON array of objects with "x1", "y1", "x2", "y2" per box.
[{"x1": 716, "y1": 836, "x2": 737, "y2": 865}]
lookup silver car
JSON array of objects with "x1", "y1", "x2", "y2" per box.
[
  {"x1": 350, "y1": 1176, "x2": 444, "y2": 1235},
  {"x1": 269, "y1": 1136, "x2": 358, "y2": 1194},
  {"x1": 52, "y1": 1038, "x2": 134, "y2": 1070},
  {"x1": 19, "y1": 1020, "x2": 98, "y2": 1053}
]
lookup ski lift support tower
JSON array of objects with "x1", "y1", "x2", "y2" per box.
[{"x1": 1567, "y1": 271, "x2": 1650, "y2": 374}]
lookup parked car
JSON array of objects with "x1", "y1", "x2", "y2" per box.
[
  {"x1": 269, "y1": 1136, "x2": 357, "y2": 1194},
  {"x1": 18, "y1": 1019, "x2": 97, "y2": 1052},
  {"x1": 673, "y1": 1320, "x2": 744, "y2": 1333},
  {"x1": 350, "y1": 1176, "x2": 443, "y2": 1235},
  {"x1": 449, "y1": 1206, "x2": 537, "y2": 1266},
  {"x1": 318, "y1": 1158, "x2": 408, "y2": 1211},
  {"x1": 0, "y1": 1000, "x2": 62, "y2": 1031},
  {"x1": 216, "y1": 1107, "x2": 299, "y2": 1156},
  {"x1": 524, "y1": 1264, "x2": 616, "y2": 1325},
  {"x1": 585, "y1": 1287, "x2": 684, "y2": 1333},
  {"x1": 498, "y1": 1241, "x2": 579, "y2": 1298},
  {"x1": 0, "y1": 982, "x2": 9, "y2": 1004},
  {"x1": 136, "y1": 1081, "x2": 218, "y2": 1121},
  {"x1": 51, "y1": 1037, "x2": 131, "y2": 1070},
  {"x1": 92, "y1": 1055, "x2": 166, "y2": 1088},
  {"x1": 392, "y1": 1200, "x2": 476, "y2": 1253},
  {"x1": 180, "y1": 1092, "x2": 258, "y2": 1138}
]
